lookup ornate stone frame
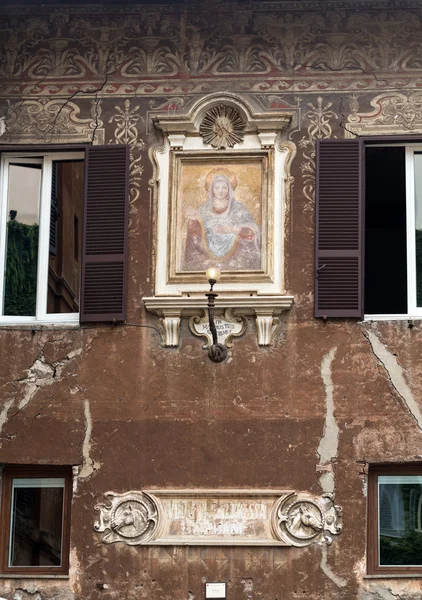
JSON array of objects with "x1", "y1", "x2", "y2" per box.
[{"x1": 143, "y1": 93, "x2": 295, "y2": 347}]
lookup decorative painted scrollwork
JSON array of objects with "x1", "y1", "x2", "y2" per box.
[{"x1": 94, "y1": 491, "x2": 158, "y2": 545}]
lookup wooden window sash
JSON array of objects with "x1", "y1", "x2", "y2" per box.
[
  {"x1": 0, "y1": 465, "x2": 72, "y2": 576},
  {"x1": 367, "y1": 464, "x2": 422, "y2": 575}
]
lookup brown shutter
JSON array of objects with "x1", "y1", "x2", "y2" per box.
[
  {"x1": 49, "y1": 161, "x2": 59, "y2": 256},
  {"x1": 315, "y1": 139, "x2": 364, "y2": 318},
  {"x1": 81, "y1": 145, "x2": 129, "y2": 322}
]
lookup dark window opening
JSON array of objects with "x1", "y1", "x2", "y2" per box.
[{"x1": 365, "y1": 147, "x2": 407, "y2": 315}]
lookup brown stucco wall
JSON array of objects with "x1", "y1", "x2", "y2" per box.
[{"x1": 1, "y1": 1, "x2": 422, "y2": 598}]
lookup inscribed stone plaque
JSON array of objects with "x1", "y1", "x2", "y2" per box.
[{"x1": 94, "y1": 489, "x2": 343, "y2": 547}]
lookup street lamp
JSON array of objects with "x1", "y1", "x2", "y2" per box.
[{"x1": 205, "y1": 267, "x2": 228, "y2": 363}]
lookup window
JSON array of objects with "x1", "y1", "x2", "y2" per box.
[
  {"x1": 0, "y1": 144, "x2": 129, "y2": 325},
  {"x1": 0, "y1": 466, "x2": 72, "y2": 575},
  {"x1": 0, "y1": 152, "x2": 84, "y2": 324},
  {"x1": 368, "y1": 465, "x2": 422, "y2": 575},
  {"x1": 365, "y1": 146, "x2": 422, "y2": 318},
  {"x1": 315, "y1": 138, "x2": 422, "y2": 320}
]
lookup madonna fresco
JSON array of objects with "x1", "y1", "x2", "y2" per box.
[{"x1": 178, "y1": 163, "x2": 263, "y2": 273}]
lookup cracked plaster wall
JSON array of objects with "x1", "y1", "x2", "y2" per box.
[{"x1": 1, "y1": 1, "x2": 422, "y2": 599}]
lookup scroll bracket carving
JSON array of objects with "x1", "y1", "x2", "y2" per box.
[
  {"x1": 255, "y1": 310, "x2": 280, "y2": 346},
  {"x1": 157, "y1": 311, "x2": 181, "y2": 347}
]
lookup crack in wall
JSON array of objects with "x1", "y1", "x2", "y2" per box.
[
  {"x1": 363, "y1": 329, "x2": 422, "y2": 432},
  {"x1": 78, "y1": 398, "x2": 100, "y2": 479},
  {"x1": 317, "y1": 347, "x2": 339, "y2": 494},
  {"x1": 320, "y1": 546, "x2": 347, "y2": 588}
]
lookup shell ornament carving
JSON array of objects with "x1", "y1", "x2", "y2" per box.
[
  {"x1": 200, "y1": 104, "x2": 246, "y2": 149},
  {"x1": 94, "y1": 491, "x2": 158, "y2": 545}
]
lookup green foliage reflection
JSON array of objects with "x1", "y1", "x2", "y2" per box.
[{"x1": 4, "y1": 220, "x2": 39, "y2": 316}]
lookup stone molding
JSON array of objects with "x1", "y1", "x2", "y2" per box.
[{"x1": 94, "y1": 489, "x2": 342, "y2": 547}]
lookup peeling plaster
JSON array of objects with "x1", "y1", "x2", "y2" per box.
[
  {"x1": 78, "y1": 399, "x2": 100, "y2": 479},
  {"x1": 17, "y1": 348, "x2": 82, "y2": 410},
  {"x1": 317, "y1": 347, "x2": 339, "y2": 493},
  {"x1": 320, "y1": 546, "x2": 347, "y2": 588},
  {"x1": 0, "y1": 399, "x2": 13, "y2": 437},
  {"x1": 363, "y1": 584, "x2": 400, "y2": 600},
  {"x1": 364, "y1": 329, "x2": 422, "y2": 432}
]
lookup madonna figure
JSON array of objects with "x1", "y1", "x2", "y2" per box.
[{"x1": 183, "y1": 170, "x2": 261, "y2": 271}]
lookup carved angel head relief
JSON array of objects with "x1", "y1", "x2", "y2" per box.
[{"x1": 200, "y1": 104, "x2": 246, "y2": 149}]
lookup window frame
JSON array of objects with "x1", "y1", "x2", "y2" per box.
[
  {"x1": 0, "y1": 151, "x2": 84, "y2": 325},
  {"x1": 0, "y1": 465, "x2": 72, "y2": 576},
  {"x1": 367, "y1": 464, "x2": 422, "y2": 575},
  {"x1": 363, "y1": 143, "x2": 422, "y2": 321}
]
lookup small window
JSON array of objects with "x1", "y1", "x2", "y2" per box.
[
  {"x1": 0, "y1": 466, "x2": 72, "y2": 575},
  {"x1": 0, "y1": 152, "x2": 84, "y2": 324},
  {"x1": 368, "y1": 465, "x2": 422, "y2": 574}
]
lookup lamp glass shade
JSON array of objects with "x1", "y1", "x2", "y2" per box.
[{"x1": 206, "y1": 266, "x2": 221, "y2": 282}]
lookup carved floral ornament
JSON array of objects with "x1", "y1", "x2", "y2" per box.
[
  {"x1": 143, "y1": 93, "x2": 295, "y2": 350},
  {"x1": 94, "y1": 489, "x2": 342, "y2": 548}
]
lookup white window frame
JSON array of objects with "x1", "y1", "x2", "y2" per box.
[
  {"x1": 0, "y1": 151, "x2": 84, "y2": 325},
  {"x1": 364, "y1": 144, "x2": 422, "y2": 321}
]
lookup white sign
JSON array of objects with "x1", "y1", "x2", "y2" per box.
[
  {"x1": 189, "y1": 310, "x2": 246, "y2": 348},
  {"x1": 205, "y1": 582, "x2": 226, "y2": 599}
]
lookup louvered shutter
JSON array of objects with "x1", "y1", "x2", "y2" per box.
[
  {"x1": 315, "y1": 139, "x2": 363, "y2": 318},
  {"x1": 81, "y1": 145, "x2": 129, "y2": 322},
  {"x1": 49, "y1": 161, "x2": 59, "y2": 255}
]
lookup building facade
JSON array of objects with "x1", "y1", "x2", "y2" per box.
[{"x1": 1, "y1": 0, "x2": 422, "y2": 598}]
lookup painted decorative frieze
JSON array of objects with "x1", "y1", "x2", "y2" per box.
[
  {"x1": 94, "y1": 489, "x2": 343, "y2": 547},
  {"x1": 346, "y1": 91, "x2": 422, "y2": 137},
  {"x1": 3, "y1": 97, "x2": 105, "y2": 144}
]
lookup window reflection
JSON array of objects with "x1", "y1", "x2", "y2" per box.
[
  {"x1": 47, "y1": 160, "x2": 83, "y2": 314},
  {"x1": 379, "y1": 478, "x2": 422, "y2": 566},
  {"x1": 9, "y1": 478, "x2": 64, "y2": 568},
  {"x1": 4, "y1": 163, "x2": 41, "y2": 316}
]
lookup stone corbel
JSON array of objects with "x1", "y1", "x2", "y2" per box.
[
  {"x1": 258, "y1": 131, "x2": 278, "y2": 149},
  {"x1": 254, "y1": 309, "x2": 280, "y2": 346},
  {"x1": 157, "y1": 310, "x2": 181, "y2": 347},
  {"x1": 167, "y1": 133, "x2": 186, "y2": 150}
]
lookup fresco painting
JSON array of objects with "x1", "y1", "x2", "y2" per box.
[{"x1": 178, "y1": 161, "x2": 263, "y2": 273}]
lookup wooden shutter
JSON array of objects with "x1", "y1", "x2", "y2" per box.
[
  {"x1": 49, "y1": 161, "x2": 59, "y2": 256},
  {"x1": 315, "y1": 139, "x2": 364, "y2": 318},
  {"x1": 81, "y1": 145, "x2": 129, "y2": 322}
]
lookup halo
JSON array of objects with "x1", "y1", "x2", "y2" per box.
[{"x1": 205, "y1": 168, "x2": 238, "y2": 192}]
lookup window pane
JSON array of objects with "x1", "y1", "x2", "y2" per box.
[
  {"x1": 379, "y1": 477, "x2": 422, "y2": 566},
  {"x1": 365, "y1": 147, "x2": 407, "y2": 314},
  {"x1": 47, "y1": 160, "x2": 83, "y2": 314},
  {"x1": 4, "y1": 164, "x2": 41, "y2": 316},
  {"x1": 9, "y1": 478, "x2": 64, "y2": 567},
  {"x1": 415, "y1": 153, "x2": 422, "y2": 307}
]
